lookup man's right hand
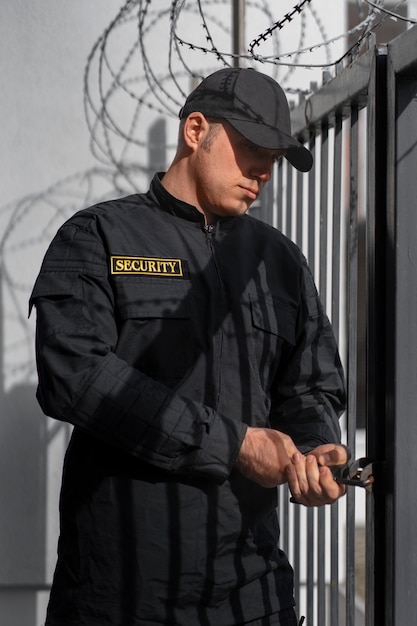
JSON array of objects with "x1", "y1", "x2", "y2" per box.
[{"x1": 235, "y1": 427, "x2": 298, "y2": 488}]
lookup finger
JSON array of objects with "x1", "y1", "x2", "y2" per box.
[
  {"x1": 291, "y1": 460, "x2": 347, "y2": 506},
  {"x1": 317, "y1": 465, "x2": 347, "y2": 501},
  {"x1": 304, "y1": 454, "x2": 321, "y2": 489},
  {"x1": 287, "y1": 454, "x2": 317, "y2": 504},
  {"x1": 286, "y1": 458, "x2": 303, "y2": 502},
  {"x1": 312, "y1": 444, "x2": 349, "y2": 467},
  {"x1": 302, "y1": 455, "x2": 327, "y2": 505}
]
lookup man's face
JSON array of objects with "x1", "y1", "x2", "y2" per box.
[{"x1": 193, "y1": 120, "x2": 286, "y2": 224}]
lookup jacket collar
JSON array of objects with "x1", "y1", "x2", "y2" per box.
[{"x1": 148, "y1": 172, "x2": 205, "y2": 224}]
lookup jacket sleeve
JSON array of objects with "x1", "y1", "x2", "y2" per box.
[
  {"x1": 269, "y1": 257, "x2": 346, "y2": 453},
  {"x1": 29, "y1": 220, "x2": 245, "y2": 483}
]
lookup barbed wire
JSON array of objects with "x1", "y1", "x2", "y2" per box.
[
  {"x1": 248, "y1": 0, "x2": 313, "y2": 53},
  {"x1": 82, "y1": 0, "x2": 416, "y2": 184},
  {"x1": 364, "y1": 0, "x2": 416, "y2": 21},
  {"x1": 2, "y1": 0, "x2": 417, "y2": 391}
]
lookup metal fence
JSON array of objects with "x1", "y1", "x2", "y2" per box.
[{"x1": 251, "y1": 24, "x2": 417, "y2": 626}]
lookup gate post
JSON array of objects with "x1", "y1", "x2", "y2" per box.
[
  {"x1": 365, "y1": 45, "x2": 388, "y2": 626},
  {"x1": 385, "y1": 24, "x2": 417, "y2": 626}
]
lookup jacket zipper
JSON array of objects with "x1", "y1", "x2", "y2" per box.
[{"x1": 204, "y1": 224, "x2": 224, "y2": 407}]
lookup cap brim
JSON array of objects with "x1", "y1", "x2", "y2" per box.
[
  {"x1": 227, "y1": 118, "x2": 313, "y2": 173},
  {"x1": 284, "y1": 146, "x2": 313, "y2": 173}
]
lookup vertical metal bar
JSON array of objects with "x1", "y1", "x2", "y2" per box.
[
  {"x1": 285, "y1": 164, "x2": 293, "y2": 239},
  {"x1": 308, "y1": 133, "x2": 317, "y2": 274},
  {"x1": 277, "y1": 163, "x2": 284, "y2": 232},
  {"x1": 293, "y1": 503, "x2": 301, "y2": 613},
  {"x1": 147, "y1": 118, "x2": 166, "y2": 184},
  {"x1": 365, "y1": 46, "x2": 388, "y2": 626},
  {"x1": 317, "y1": 507, "x2": 326, "y2": 626},
  {"x1": 306, "y1": 508, "x2": 315, "y2": 625},
  {"x1": 331, "y1": 114, "x2": 343, "y2": 338},
  {"x1": 330, "y1": 501, "x2": 340, "y2": 626},
  {"x1": 282, "y1": 485, "x2": 290, "y2": 556},
  {"x1": 317, "y1": 119, "x2": 330, "y2": 626},
  {"x1": 295, "y1": 170, "x2": 303, "y2": 249},
  {"x1": 388, "y1": 58, "x2": 417, "y2": 626},
  {"x1": 0, "y1": 263, "x2": 3, "y2": 403},
  {"x1": 232, "y1": 0, "x2": 245, "y2": 68},
  {"x1": 306, "y1": 128, "x2": 317, "y2": 625},
  {"x1": 346, "y1": 103, "x2": 359, "y2": 626},
  {"x1": 319, "y1": 121, "x2": 329, "y2": 302},
  {"x1": 330, "y1": 111, "x2": 343, "y2": 626}
]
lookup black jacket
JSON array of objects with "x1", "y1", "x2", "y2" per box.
[{"x1": 30, "y1": 173, "x2": 346, "y2": 625}]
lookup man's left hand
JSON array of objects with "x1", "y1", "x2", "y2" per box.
[{"x1": 285, "y1": 444, "x2": 349, "y2": 506}]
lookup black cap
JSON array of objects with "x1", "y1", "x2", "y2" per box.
[{"x1": 179, "y1": 67, "x2": 313, "y2": 173}]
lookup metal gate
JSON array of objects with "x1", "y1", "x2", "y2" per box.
[{"x1": 251, "y1": 23, "x2": 417, "y2": 626}]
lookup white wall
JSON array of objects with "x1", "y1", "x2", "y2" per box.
[
  {"x1": 0, "y1": 3, "x2": 126, "y2": 625},
  {"x1": 0, "y1": 0, "x2": 124, "y2": 205}
]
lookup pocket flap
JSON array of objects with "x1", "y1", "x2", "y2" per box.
[
  {"x1": 28, "y1": 272, "x2": 78, "y2": 316},
  {"x1": 250, "y1": 294, "x2": 296, "y2": 345}
]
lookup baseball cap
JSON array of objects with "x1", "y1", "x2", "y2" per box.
[{"x1": 179, "y1": 67, "x2": 313, "y2": 173}]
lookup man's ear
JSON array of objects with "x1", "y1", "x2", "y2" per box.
[{"x1": 182, "y1": 112, "x2": 210, "y2": 149}]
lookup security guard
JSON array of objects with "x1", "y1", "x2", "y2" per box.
[{"x1": 31, "y1": 68, "x2": 347, "y2": 626}]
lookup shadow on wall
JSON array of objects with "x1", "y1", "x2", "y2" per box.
[{"x1": 0, "y1": 384, "x2": 48, "y2": 585}]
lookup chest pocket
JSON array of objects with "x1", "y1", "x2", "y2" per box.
[
  {"x1": 250, "y1": 294, "x2": 296, "y2": 344},
  {"x1": 250, "y1": 293, "x2": 297, "y2": 386},
  {"x1": 114, "y1": 278, "x2": 193, "y2": 385}
]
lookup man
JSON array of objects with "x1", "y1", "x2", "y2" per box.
[{"x1": 30, "y1": 68, "x2": 347, "y2": 626}]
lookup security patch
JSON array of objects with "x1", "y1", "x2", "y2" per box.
[{"x1": 110, "y1": 256, "x2": 183, "y2": 277}]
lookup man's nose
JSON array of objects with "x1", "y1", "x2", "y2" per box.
[{"x1": 251, "y1": 159, "x2": 273, "y2": 182}]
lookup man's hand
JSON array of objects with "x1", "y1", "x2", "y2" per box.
[
  {"x1": 235, "y1": 430, "x2": 348, "y2": 506},
  {"x1": 235, "y1": 427, "x2": 300, "y2": 488},
  {"x1": 286, "y1": 443, "x2": 348, "y2": 506}
]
